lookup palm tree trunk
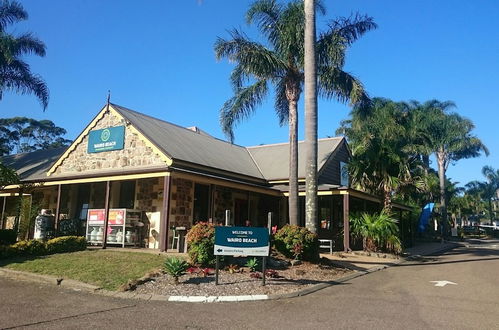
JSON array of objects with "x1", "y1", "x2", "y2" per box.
[
  {"x1": 437, "y1": 151, "x2": 447, "y2": 241},
  {"x1": 288, "y1": 99, "x2": 299, "y2": 226},
  {"x1": 304, "y1": 0, "x2": 318, "y2": 234}
]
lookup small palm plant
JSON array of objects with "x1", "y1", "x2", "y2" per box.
[
  {"x1": 350, "y1": 211, "x2": 402, "y2": 254},
  {"x1": 164, "y1": 257, "x2": 189, "y2": 285}
]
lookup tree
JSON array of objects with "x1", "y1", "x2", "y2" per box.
[
  {"x1": 0, "y1": 0, "x2": 48, "y2": 109},
  {"x1": 466, "y1": 166, "x2": 499, "y2": 222},
  {"x1": 0, "y1": 117, "x2": 71, "y2": 155},
  {"x1": 215, "y1": 0, "x2": 375, "y2": 226},
  {"x1": 304, "y1": 0, "x2": 318, "y2": 233},
  {"x1": 412, "y1": 102, "x2": 488, "y2": 238},
  {"x1": 337, "y1": 98, "x2": 422, "y2": 210}
]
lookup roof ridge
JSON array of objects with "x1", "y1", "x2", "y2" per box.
[{"x1": 246, "y1": 136, "x2": 343, "y2": 149}]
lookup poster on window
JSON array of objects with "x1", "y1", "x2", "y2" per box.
[{"x1": 340, "y1": 161, "x2": 349, "y2": 187}]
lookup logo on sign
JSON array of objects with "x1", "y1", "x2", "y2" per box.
[{"x1": 101, "y1": 129, "x2": 111, "y2": 142}]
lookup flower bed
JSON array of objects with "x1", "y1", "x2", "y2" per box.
[{"x1": 134, "y1": 259, "x2": 352, "y2": 296}]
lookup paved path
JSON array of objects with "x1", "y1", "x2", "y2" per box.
[{"x1": 1, "y1": 241, "x2": 498, "y2": 329}]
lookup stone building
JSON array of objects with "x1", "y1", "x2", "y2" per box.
[{"x1": 0, "y1": 103, "x2": 412, "y2": 251}]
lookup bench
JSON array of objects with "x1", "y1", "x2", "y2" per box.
[{"x1": 319, "y1": 239, "x2": 333, "y2": 254}]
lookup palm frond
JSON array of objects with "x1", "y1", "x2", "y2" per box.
[
  {"x1": 273, "y1": 77, "x2": 288, "y2": 125},
  {"x1": 0, "y1": 70, "x2": 49, "y2": 109},
  {"x1": 0, "y1": 1, "x2": 27, "y2": 32},
  {"x1": 219, "y1": 80, "x2": 268, "y2": 142},
  {"x1": 318, "y1": 66, "x2": 370, "y2": 106},
  {"x1": 215, "y1": 29, "x2": 285, "y2": 83},
  {"x1": 246, "y1": 0, "x2": 282, "y2": 46}
]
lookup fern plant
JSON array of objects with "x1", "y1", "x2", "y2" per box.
[{"x1": 350, "y1": 211, "x2": 402, "y2": 254}]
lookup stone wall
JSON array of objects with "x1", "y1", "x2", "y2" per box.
[
  {"x1": 54, "y1": 111, "x2": 165, "y2": 175},
  {"x1": 213, "y1": 186, "x2": 233, "y2": 224},
  {"x1": 169, "y1": 178, "x2": 194, "y2": 229},
  {"x1": 136, "y1": 178, "x2": 163, "y2": 213}
]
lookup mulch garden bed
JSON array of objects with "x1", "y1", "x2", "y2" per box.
[{"x1": 134, "y1": 258, "x2": 353, "y2": 296}]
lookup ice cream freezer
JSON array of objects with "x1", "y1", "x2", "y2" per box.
[{"x1": 85, "y1": 209, "x2": 142, "y2": 247}]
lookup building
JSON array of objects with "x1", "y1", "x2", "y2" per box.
[{"x1": 0, "y1": 103, "x2": 412, "y2": 251}]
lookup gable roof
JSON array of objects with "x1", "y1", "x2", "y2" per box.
[
  {"x1": 112, "y1": 104, "x2": 266, "y2": 180},
  {"x1": 2, "y1": 104, "x2": 347, "y2": 186},
  {"x1": 247, "y1": 137, "x2": 344, "y2": 181}
]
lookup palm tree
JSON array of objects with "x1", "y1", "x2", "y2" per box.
[
  {"x1": 215, "y1": 0, "x2": 375, "y2": 226},
  {"x1": 466, "y1": 166, "x2": 499, "y2": 222},
  {"x1": 0, "y1": 0, "x2": 48, "y2": 110},
  {"x1": 412, "y1": 102, "x2": 489, "y2": 238},
  {"x1": 304, "y1": 0, "x2": 318, "y2": 233},
  {"x1": 337, "y1": 98, "x2": 422, "y2": 210}
]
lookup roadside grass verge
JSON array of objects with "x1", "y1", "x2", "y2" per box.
[{"x1": 0, "y1": 250, "x2": 169, "y2": 290}]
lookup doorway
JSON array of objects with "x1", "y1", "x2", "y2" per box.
[{"x1": 193, "y1": 183, "x2": 210, "y2": 222}]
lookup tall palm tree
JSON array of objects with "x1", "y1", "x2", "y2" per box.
[
  {"x1": 0, "y1": 0, "x2": 48, "y2": 110},
  {"x1": 215, "y1": 0, "x2": 375, "y2": 226},
  {"x1": 412, "y1": 102, "x2": 489, "y2": 238},
  {"x1": 304, "y1": 0, "x2": 318, "y2": 233}
]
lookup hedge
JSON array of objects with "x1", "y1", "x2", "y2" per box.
[{"x1": 0, "y1": 236, "x2": 87, "y2": 259}]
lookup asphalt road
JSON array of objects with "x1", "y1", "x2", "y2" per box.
[{"x1": 1, "y1": 240, "x2": 498, "y2": 330}]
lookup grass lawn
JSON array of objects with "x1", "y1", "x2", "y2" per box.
[{"x1": 0, "y1": 250, "x2": 170, "y2": 290}]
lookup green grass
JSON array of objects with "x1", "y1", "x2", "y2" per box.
[{"x1": 0, "y1": 250, "x2": 169, "y2": 290}]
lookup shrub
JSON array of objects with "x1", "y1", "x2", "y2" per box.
[
  {"x1": 245, "y1": 257, "x2": 259, "y2": 272},
  {"x1": 164, "y1": 257, "x2": 190, "y2": 284},
  {"x1": 0, "y1": 229, "x2": 17, "y2": 245},
  {"x1": 186, "y1": 222, "x2": 215, "y2": 266},
  {"x1": 11, "y1": 239, "x2": 46, "y2": 256},
  {"x1": 350, "y1": 211, "x2": 402, "y2": 254},
  {"x1": 46, "y1": 236, "x2": 87, "y2": 254},
  {"x1": 274, "y1": 225, "x2": 319, "y2": 261},
  {"x1": 0, "y1": 236, "x2": 87, "y2": 259}
]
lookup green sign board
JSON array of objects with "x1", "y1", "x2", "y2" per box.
[
  {"x1": 88, "y1": 126, "x2": 125, "y2": 153},
  {"x1": 214, "y1": 226, "x2": 269, "y2": 256}
]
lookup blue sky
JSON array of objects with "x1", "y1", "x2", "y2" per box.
[{"x1": 1, "y1": 0, "x2": 497, "y2": 186}]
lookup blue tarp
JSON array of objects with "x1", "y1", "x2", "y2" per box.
[{"x1": 418, "y1": 203, "x2": 435, "y2": 232}]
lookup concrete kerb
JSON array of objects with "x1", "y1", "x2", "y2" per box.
[{"x1": 0, "y1": 242, "x2": 460, "y2": 303}]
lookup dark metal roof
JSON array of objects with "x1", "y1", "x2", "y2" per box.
[
  {"x1": 247, "y1": 138, "x2": 344, "y2": 181},
  {"x1": 1, "y1": 147, "x2": 66, "y2": 181},
  {"x1": 112, "y1": 104, "x2": 266, "y2": 180}
]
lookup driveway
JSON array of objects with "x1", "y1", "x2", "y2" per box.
[{"x1": 1, "y1": 241, "x2": 498, "y2": 329}]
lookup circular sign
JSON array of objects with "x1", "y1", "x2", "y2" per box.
[{"x1": 100, "y1": 129, "x2": 111, "y2": 142}]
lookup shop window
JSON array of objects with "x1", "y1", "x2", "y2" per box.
[{"x1": 119, "y1": 181, "x2": 136, "y2": 209}]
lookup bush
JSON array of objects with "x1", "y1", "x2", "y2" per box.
[
  {"x1": 350, "y1": 211, "x2": 402, "y2": 254},
  {"x1": 11, "y1": 239, "x2": 46, "y2": 256},
  {"x1": 0, "y1": 236, "x2": 87, "y2": 259},
  {"x1": 273, "y1": 225, "x2": 319, "y2": 261},
  {"x1": 46, "y1": 236, "x2": 86, "y2": 254},
  {"x1": 0, "y1": 229, "x2": 17, "y2": 245},
  {"x1": 186, "y1": 222, "x2": 215, "y2": 266}
]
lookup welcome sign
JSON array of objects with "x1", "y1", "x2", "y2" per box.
[
  {"x1": 88, "y1": 126, "x2": 125, "y2": 153},
  {"x1": 214, "y1": 226, "x2": 269, "y2": 256}
]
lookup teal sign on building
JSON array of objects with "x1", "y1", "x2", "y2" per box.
[
  {"x1": 88, "y1": 126, "x2": 125, "y2": 153},
  {"x1": 214, "y1": 226, "x2": 269, "y2": 256}
]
